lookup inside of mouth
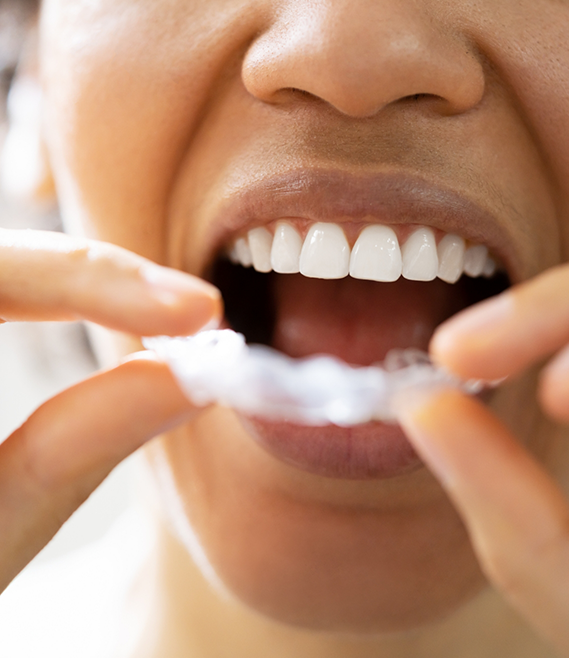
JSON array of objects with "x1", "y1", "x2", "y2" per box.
[{"x1": 210, "y1": 259, "x2": 510, "y2": 367}]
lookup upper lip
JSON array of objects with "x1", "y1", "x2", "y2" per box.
[{"x1": 204, "y1": 169, "x2": 520, "y2": 281}]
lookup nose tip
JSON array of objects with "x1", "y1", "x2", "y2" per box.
[{"x1": 242, "y1": 1, "x2": 485, "y2": 118}]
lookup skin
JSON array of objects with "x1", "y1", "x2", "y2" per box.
[{"x1": 2, "y1": 0, "x2": 569, "y2": 655}]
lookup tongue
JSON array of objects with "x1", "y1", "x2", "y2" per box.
[{"x1": 271, "y1": 274, "x2": 465, "y2": 366}]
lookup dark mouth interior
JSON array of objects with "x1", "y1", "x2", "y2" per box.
[
  {"x1": 212, "y1": 260, "x2": 277, "y2": 345},
  {"x1": 210, "y1": 258, "x2": 510, "y2": 363}
]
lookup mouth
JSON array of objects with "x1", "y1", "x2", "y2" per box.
[{"x1": 204, "y1": 170, "x2": 512, "y2": 480}]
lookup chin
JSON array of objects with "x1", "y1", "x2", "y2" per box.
[
  {"x1": 148, "y1": 406, "x2": 488, "y2": 634},
  {"x1": 200, "y1": 501, "x2": 488, "y2": 634}
]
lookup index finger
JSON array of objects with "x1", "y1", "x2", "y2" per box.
[
  {"x1": 431, "y1": 265, "x2": 569, "y2": 380},
  {"x1": 0, "y1": 228, "x2": 221, "y2": 336}
]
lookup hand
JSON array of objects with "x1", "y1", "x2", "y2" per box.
[
  {"x1": 0, "y1": 227, "x2": 221, "y2": 593},
  {"x1": 394, "y1": 264, "x2": 569, "y2": 656}
]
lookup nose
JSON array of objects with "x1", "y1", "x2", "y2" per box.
[{"x1": 242, "y1": 0, "x2": 485, "y2": 117}]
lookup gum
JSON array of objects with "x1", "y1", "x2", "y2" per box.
[{"x1": 144, "y1": 330, "x2": 485, "y2": 426}]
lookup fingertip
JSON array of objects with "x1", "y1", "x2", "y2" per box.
[
  {"x1": 430, "y1": 293, "x2": 514, "y2": 381},
  {"x1": 393, "y1": 386, "x2": 475, "y2": 440},
  {"x1": 429, "y1": 311, "x2": 491, "y2": 380},
  {"x1": 393, "y1": 386, "x2": 465, "y2": 485},
  {"x1": 188, "y1": 285, "x2": 223, "y2": 333},
  {"x1": 429, "y1": 323, "x2": 464, "y2": 374},
  {"x1": 161, "y1": 287, "x2": 223, "y2": 336},
  {"x1": 392, "y1": 384, "x2": 449, "y2": 426},
  {"x1": 140, "y1": 264, "x2": 223, "y2": 336}
]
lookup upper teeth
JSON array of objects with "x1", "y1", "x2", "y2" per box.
[{"x1": 228, "y1": 222, "x2": 497, "y2": 283}]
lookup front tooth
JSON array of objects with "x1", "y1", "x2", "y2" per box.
[
  {"x1": 349, "y1": 225, "x2": 402, "y2": 282},
  {"x1": 463, "y1": 244, "x2": 488, "y2": 277},
  {"x1": 401, "y1": 227, "x2": 438, "y2": 281},
  {"x1": 271, "y1": 221, "x2": 302, "y2": 273},
  {"x1": 437, "y1": 233, "x2": 465, "y2": 284},
  {"x1": 234, "y1": 237, "x2": 252, "y2": 267},
  {"x1": 248, "y1": 227, "x2": 273, "y2": 272},
  {"x1": 299, "y1": 222, "x2": 350, "y2": 279}
]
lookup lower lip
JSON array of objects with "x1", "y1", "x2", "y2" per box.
[{"x1": 238, "y1": 416, "x2": 423, "y2": 479}]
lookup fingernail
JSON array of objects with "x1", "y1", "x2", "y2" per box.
[
  {"x1": 391, "y1": 384, "x2": 442, "y2": 416},
  {"x1": 141, "y1": 264, "x2": 222, "y2": 333},
  {"x1": 141, "y1": 264, "x2": 219, "y2": 304},
  {"x1": 122, "y1": 350, "x2": 160, "y2": 364}
]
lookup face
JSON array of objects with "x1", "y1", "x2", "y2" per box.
[{"x1": 39, "y1": 0, "x2": 569, "y2": 633}]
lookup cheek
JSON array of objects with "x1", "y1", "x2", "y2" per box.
[
  {"x1": 146, "y1": 408, "x2": 485, "y2": 632},
  {"x1": 40, "y1": 0, "x2": 257, "y2": 260},
  {"x1": 459, "y1": 0, "x2": 569, "y2": 260}
]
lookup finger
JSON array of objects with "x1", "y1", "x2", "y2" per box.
[
  {"x1": 0, "y1": 228, "x2": 221, "y2": 335},
  {"x1": 395, "y1": 388, "x2": 569, "y2": 655},
  {"x1": 431, "y1": 265, "x2": 569, "y2": 380},
  {"x1": 540, "y1": 343, "x2": 569, "y2": 423},
  {"x1": 0, "y1": 356, "x2": 196, "y2": 592}
]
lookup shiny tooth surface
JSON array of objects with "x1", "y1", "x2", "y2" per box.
[
  {"x1": 437, "y1": 233, "x2": 465, "y2": 284},
  {"x1": 234, "y1": 237, "x2": 252, "y2": 267},
  {"x1": 401, "y1": 227, "x2": 438, "y2": 281},
  {"x1": 248, "y1": 227, "x2": 273, "y2": 272},
  {"x1": 299, "y1": 222, "x2": 350, "y2": 279},
  {"x1": 349, "y1": 225, "x2": 402, "y2": 282},
  {"x1": 482, "y1": 257, "x2": 497, "y2": 278},
  {"x1": 271, "y1": 221, "x2": 302, "y2": 273},
  {"x1": 463, "y1": 244, "x2": 488, "y2": 277},
  {"x1": 232, "y1": 222, "x2": 489, "y2": 285}
]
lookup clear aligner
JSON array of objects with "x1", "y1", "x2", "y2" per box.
[{"x1": 143, "y1": 330, "x2": 485, "y2": 426}]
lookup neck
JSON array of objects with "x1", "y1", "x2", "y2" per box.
[{"x1": 124, "y1": 512, "x2": 551, "y2": 658}]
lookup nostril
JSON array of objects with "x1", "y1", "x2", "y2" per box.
[
  {"x1": 270, "y1": 87, "x2": 322, "y2": 107},
  {"x1": 407, "y1": 93, "x2": 434, "y2": 102},
  {"x1": 398, "y1": 93, "x2": 448, "y2": 108},
  {"x1": 287, "y1": 88, "x2": 315, "y2": 99},
  {"x1": 242, "y1": 1, "x2": 485, "y2": 118}
]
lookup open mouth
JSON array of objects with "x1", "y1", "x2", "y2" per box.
[
  {"x1": 202, "y1": 171, "x2": 512, "y2": 479},
  {"x1": 213, "y1": 221, "x2": 508, "y2": 364}
]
